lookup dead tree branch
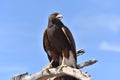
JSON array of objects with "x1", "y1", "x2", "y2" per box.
[
  {"x1": 11, "y1": 66, "x2": 92, "y2": 80},
  {"x1": 11, "y1": 49, "x2": 98, "y2": 80},
  {"x1": 77, "y1": 59, "x2": 98, "y2": 69},
  {"x1": 76, "y1": 48, "x2": 85, "y2": 56}
]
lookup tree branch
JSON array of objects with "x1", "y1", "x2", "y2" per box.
[
  {"x1": 76, "y1": 48, "x2": 85, "y2": 56},
  {"x1": 77, "y1": 59, "x2": 98, "y2": 69},
  {"x1": 12, "y1": 66, "x2": 92, "y2": 80},
  {"x1": 11, "y1": 49, "x2": 98, "y2": 80}
]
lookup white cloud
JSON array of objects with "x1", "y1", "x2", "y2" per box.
[{"x1": 99, "y1": 41, "x2": 120, "y2": 52}]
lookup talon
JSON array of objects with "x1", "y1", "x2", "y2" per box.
[
  {"x1": 41, "y1": 59, "x2": 54, "y2": 73},
  {"x1": 57, "y1": 65, "x2": 67, "y2": 71},
  {"x1": 41, "y1": 65, "x2": 52, "y2": 73}
]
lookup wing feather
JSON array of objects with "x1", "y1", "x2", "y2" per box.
[
  {"x1": 43, "y1": 29, "x2": 52, "y2": 61},
  {"x1": 61, "y1": 26, "x2": 76, "y2": 52}
]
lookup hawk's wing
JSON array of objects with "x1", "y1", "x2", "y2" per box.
[
  {"x1": 62, "y1": 26, "x2": 76, "y2": 52},
  {"x1": 43, "y1": 29, "x2": 48, "y2": 52},
  {"x1": 43, "y1": 29, "x2": 52, "y2": 60},
  {"x1": 43, "y1": 29, "x2": 60, "y2": 67}
]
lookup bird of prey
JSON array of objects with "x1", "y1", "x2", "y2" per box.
[{"x1": 43, "y1": 12, "x2": 77, "y2": 71}]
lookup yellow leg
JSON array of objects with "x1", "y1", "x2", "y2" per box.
[
  {"x1": 57, "y1": 55, "x2": 67, "y2": 71},
  {"x1": 41, "y1": 59, "x2": 54, "y2": 73}
]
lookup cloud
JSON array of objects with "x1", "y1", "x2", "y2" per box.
[{"x1": 99, "y1": 41, "x2": 120, "y2": 52}]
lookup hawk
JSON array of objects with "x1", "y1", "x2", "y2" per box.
[{"x1": 43, "y1": 12, "x2": 77, "y2": 70}]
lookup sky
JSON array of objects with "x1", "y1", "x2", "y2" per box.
[{"x1": 0, "y1": 0, "x2": 120, "y2": 80}]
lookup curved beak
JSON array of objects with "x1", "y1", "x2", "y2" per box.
[{"x1": 56, "y1": 14, "x2": 63, "y2": 20}]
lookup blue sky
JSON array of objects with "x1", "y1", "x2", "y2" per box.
[{"x1": 0, "y1": 0, "x2": 120, "y2": 80}]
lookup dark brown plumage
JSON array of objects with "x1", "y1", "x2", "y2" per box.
[
  {"x1": 43, "y1": 12, "x2": 77, "y2": 68},
  {"x1": 43, "y1": 12, "x2": 78, "y2": 79}
]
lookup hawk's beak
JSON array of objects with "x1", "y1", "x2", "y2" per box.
[{"x1": 56, "y1": 14, "x2": 63, "y2": 20}]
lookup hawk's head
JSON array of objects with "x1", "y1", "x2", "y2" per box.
[{"x1": 49, "y1": 12, "x2": 63, "y2": 20}]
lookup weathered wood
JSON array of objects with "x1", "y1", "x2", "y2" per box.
[
  {"x1": 11, "y1": 49, "x2": 98, "y2": 80},
  {"x1": 11, "y1": 72, "x2": 29, "y2": 80},
  {"x1": 77, "y1": 59, "x2": 98, "y2": 69},
  {"x1": 11, "y1": 58, "x2": 97, "y2": 80},
  {"x1": 31, "y1": 66, "x2": 92, "y2": 80},
  {"x1": 11, "y1": 66, "x2": 92, "y2": 80},
  {"x1": 76, "y1": 48, "x2": 85, "y2": 56}
]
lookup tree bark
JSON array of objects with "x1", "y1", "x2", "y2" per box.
[{"x1": 11, "y1": 49, "x2": 98, "y2": 80}]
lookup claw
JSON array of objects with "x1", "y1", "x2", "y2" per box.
[
  {"x1": 57, "y1": 64, "x2": 67, "y2": 71},
  {"x1": 41, "y1": 60, "x2": 54, "y2": 73},
  {"x1": 41, "y1": 64, "x2": 52, "y2": 73}
]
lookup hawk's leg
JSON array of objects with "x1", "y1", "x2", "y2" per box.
[
  {"x1": 57, "y1": 56, "x2": 67, "y2": 71},
  {"x1": 57, "y1": 47, "x2": 68, "y2": 71},
  {"x1": 41, "y1": 59, "x2": 54, "y2": 73}
]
